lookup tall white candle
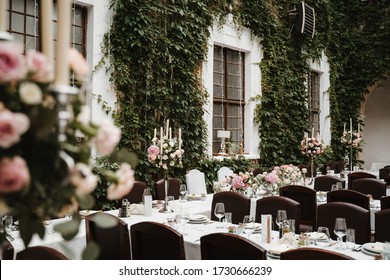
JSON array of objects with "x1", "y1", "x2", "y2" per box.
[
  {"x1": 358, "y1": 123, "x2": 360, "y2": 135},
  {"x1": 165, "y1": 119, "x2": 169, "y2": 138},
  {"x1": 54, "y1": 0, "x2": 72, "y2": 87},
  {"x1": 160, "y1": 127, "x2": 163, "y2": 156},
  {"x1": 311, "y1": 127, "x2": 314, "y2": 138},
  {"x1": 350, "y1": 118, "x2": 352, "y2": 137},
  {"x1": 41, "y1": 0, "x2": 54, "y2": 81},
  {"x1": 343, "y1": 123, "x2": 346, "y2": 134},
  {"x1": 153, "y1": 128, "x2": 157, "y2": 145},
  {"x1": 0, "y1": 0, "x2": 7, "y2": 32},
  {"x1": 178, "y1": 128, "x2": 182, "y2": 150},
  {"x1": 169, "y1": 127, "x2": 172, "y2": 140}
]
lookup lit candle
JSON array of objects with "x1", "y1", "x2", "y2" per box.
[
  {"x1": 0, "y1": 0, "x2": 7, "y2": 32},
  {"x1": 41, "y1": 0, "x2": 54, "y2": 81},
  {"x1": 178, "y1": 128, "x2": 182, "y2": 150},
  {"x1": 54, "y1": 0, "x2": 72, "y2": 87},
  {"x1": 165, "y1": 119, "x2": 169, "y2": 138}
]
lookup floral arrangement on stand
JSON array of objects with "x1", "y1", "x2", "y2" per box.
[
  {"x1": 0, "y1": 39, "x2": 134, "y2": 250},
  {"x1": 341, "y1": 119, "x2": 363, "y2": 170},
  {"x1": 301, "y1": 131, "x2": 324, "y2": 183}
]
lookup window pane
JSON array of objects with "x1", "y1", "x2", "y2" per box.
[
  {"x1": 26, "y1": 15, "x2": 37, "y2": 35},
  {"x1": 11, "y1": 13, "x2": 24, "y2": 33},
  {"x1": 26, "y1": 0, "x2": 35, "y2": 13},
  {"x1": 12, "y1": 0, "x2": 25, "y2": 13},
  {"x1": 74, "y1": 7, "x2": 83, "y2": 25},
  {"x1": 26, "y1": 35, "x2": 35, "y2": 51},
  {"x1": 74, "y1": 26, "x2": 83, "y2": 44}
]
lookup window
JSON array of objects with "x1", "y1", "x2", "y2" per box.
[
  {"x1": 308, "y1": 71, "x2": 320, "y2": 135},
  {"x1": 212, "y1": 46, "x2": 245, "y2": 154},
  {"x1": 6, "y1": 0, "x2": 87, "y2": 85}
]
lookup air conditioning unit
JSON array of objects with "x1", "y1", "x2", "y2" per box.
[{"x1": 295, "y1": 1, "x2": 315, "y2": 38}]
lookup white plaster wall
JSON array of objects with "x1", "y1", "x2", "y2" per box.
[
  {"x1": 308, "y1": 52, "x2": 331, "y2": 146},
  {"x1": 203, "y1": 14, "x2": 262, "y2": 159},
  {"x1": 362, "y1": 78, "x2": 390, "y2": 170}
]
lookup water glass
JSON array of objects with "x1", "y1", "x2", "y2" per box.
[
  {"x1": 346, "y1": 228, "x2": 355, "y2": 250},
  {"x1": 316, "y1": 226, "x2": 331, "y2": 247},
  {"x1": 223, "y1": 212, "x2": 232, "y2": 229}
]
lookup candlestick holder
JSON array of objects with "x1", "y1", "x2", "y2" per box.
[{"x1": 159, "y1": 178, "x2": 174, "y2": 213}]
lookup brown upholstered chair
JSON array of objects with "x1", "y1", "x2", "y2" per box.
[
  {"x1": 351, "y1": 178, "x2": 387, "y2": 200},
  {"x1": 210, "y1": 191, "x2": 251, "y2": 225},
  {"x1": 380, "y1": 196, "x2": 390, "y2": 210},
  {"x1": 326, "y1": 189, "x2": 370, "y2": 210},
  {"x1": 317, "y1": 202, "x2": 371, "y2": 244},
  {"x1": 280, "y1": 247, "x2": 354, "y2": 260},
  {"x1": 379, "y1": 167, "x2": 390, "y2": 180},
  {"x1": 314, "y1": 175, "x2": 345, "y2": 192},
  {"x1": 85, "y1": 212, "x2": 131, "y2": 260},
  {"x1": 347, "y1": 171, "x2": 376, "y2": 190},
  {"x1": 200, "y1": 233, "x2": 266, "y2": 260},
  {"x1": 1, "y1": 239, "x2": 14, "y2": 260},
  {"x1": 16, "y1": 246, "x2": 68, "y2": 260},
  {"x1": 335, "y1": 160, "x2": 345, "y2": 174},
  {"x1": 119, "y1": 180, "x2": 147, "y2": 205},
  {"x1": 255, "y1": 196, "x2": 300, "y2": 234},
  {"x1": 252, "y1": 167, "x2": 264, "y2": 177},
  {"x1": 155, "y1": 178, "x2": 181, "y2": 200},
  {"x1": 375, "y1": 209, "x2": 390, "y2": 242},
  {"x1": 279, "y1": 185, "x2": 317, "y2": 232},
  {"x1": 130, "y1": 221, "x2": 185, "y2": 260}
]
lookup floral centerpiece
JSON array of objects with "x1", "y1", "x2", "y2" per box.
[
  {"x1": 301, "y1": 133, "x2": 324, "y2": 157},
  {"x1": 340, "y1": 119, "x2": 364, "y2": 170},
  {"x1": 255, "y1": 169, "x2": 280, "y2": 196},
  {"x1": 220, "y1": 172, "x2": 257, "y2": 195},
  {"x1": 277, "y1": 164, "x2": 303, "y2": 185},
  {"x1": 0, "y1": 40, "x2": 134, "y2": 248}
]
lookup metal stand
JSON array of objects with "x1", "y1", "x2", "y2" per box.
[{"x1": 159, "y1": 178, "x2": 173, "y2": 213}]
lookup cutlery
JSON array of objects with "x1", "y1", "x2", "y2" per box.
[{"x1": 353, "y1": 245, "x2": 362, "y2": 252}]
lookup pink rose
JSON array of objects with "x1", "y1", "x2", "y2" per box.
[
  {"x1": 25, "y1": 50, "x2": 52, "y2": 83},
  {"x1": 68, "y1": 48, "x2": 89, "y2": 81},
  {"x1": 265, "y1": 172, "x2": 280, "y2": 184},
  {"x1": 147, "y1": 145, "x2": 160, "y2": 156},
  {"x1": 107, "y1": 163, "x2": 135, "y2": 200},
  {"x1": 232, "y1": 175, "x2": 245, "y2": 188},
  {"x1": 0, "y1": 109, "x2": 30, "y2": 148},
  {"x1": 0, "y1": 42, "x2": 26, "y2": 82},
  {"x1": 94, "y1": 119, "x2": 121, "y2": 155},
  {"x1": 0, "y1": 156, "x2": 30, "y2": 193}
]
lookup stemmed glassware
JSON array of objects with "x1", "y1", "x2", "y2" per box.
[
  {"x1": 334, "y1": 217, "x2": 347, "y2": 250},
  {"x1": 179, "y1": 184, "x2": 187, "y2": 202},
  {"x1": 243, "y1": 215, "x2": 255, "y2": 238},
  {"x1": 214, "y1": 202, "x2": 225, "y2": 228},
  {"x1": 276, "y1": 210, "x2": 287, "y2": 238}
]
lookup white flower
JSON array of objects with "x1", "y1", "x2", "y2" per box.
[
  {"x1": 19, "y1": 82, "x2": 42, "y2": 105},
  {"x1": 107, "y1": 163, "x2": 135, "y2": 200},
  {"x1": 70, "y1": 163, "x2": 98, "y2": 196},
  {"x1": 94, "y1": 119, "x2": 121, "y2": 155}
]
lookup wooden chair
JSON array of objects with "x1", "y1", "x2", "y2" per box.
[
  {"x1": 379, "y1": 166, "x2": 390, "y2": 180},
  {"x1": 185, "y1": 169, "x2": 207, "y2": 194},
  {"x1": 317, "y1": 202, "x2": 371, "y2": 244},
  {"x1": 351, "y1": 178, "x2": 387, "y2": 199},
  {"x1": 314, "y1": 175, "x2": 345, "y2": 192},
  {"x1": 130, "y1": 221, "x2": 186, "y2": 260},
  {"x1": 374, "y1": 209, "x2": 390, "y2": 242},
  {"x1": 16, "y1": 246, "x2": 68, "y2": 260},
  {"x1": 380, "y1": 196, "x2": 390, "y2": 210},
  {"x1": 335, "y1": 160, "x2": 345, "y2": 174},
  {"x1": 326, "y1": 189, "x2": 370, "y2": 210},
  {"x1": 85, "y1": 212, "x2": 131, "y2": 260},
  {"x1": 217, "y1": 166, "x2": 234, "y2": 183},
  {"x1": 200, "y1": 233, "x2": 266, "y2": 260},
  {"x1": 155, "y1": 178, "x2": 181, "y2": 200},
  {"x1": 255, "y1": 196, "x2": 300, "y2": 234},
  {"x1": 251, "y1": 167, "x2": 264, "y2": 177},
  {"x1": 280, "y1": 247, "x2": 354, "y2": 260},
  {"x1": 347, "y1": 171, "x2": 376, "y2": 190},
  {"x1": 120, "y1": 180, "x2": 147, "y2": 205},
  {"x1": 279, "y1": 185, "x2": 317, "y2": 232},
  {"x1": 1, "y1": 239, "x2": 14, "y2": 260},
  {"x1": 210, "y1": 191, "x2": 251, "y2": 225}
]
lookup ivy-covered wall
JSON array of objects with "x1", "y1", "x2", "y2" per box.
[{"x1": 102, "y1": 0, "x2": 389, "y2": 186}]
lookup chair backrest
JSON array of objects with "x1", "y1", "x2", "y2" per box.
[
  {"x1": 251, "y1": 167, "x2": 264, "y2": 177},
  {"x1": 375, "y1": 209, "x2": 390, "y2": 242},
  {"x1": 379, "y1": 167, "x2": 390, "y2": 180},
  {"x1": 85, "y1": 212, "x2": 131, "y2": 260},
  {"x1": 380, "y1": 196, "x2": 390, "y2": 210},
  {"x1": 211, "y1": 191, "x2": 251, "y2": 224},
  {"x1": 351, "y1": 178, "x2": 387, "y2": 200},
  {"x1": 280, "y1": 247, "x2": 354, "y2": 260},
  {"x1": 335, "y1": 160, "x2": 345, "y2": 174},
  {"x1": 255, "y1": 196, "x2": 301, "y2": 234},
  {"x1": 317, "y1": 202, "x2": 371, "y2": 244},
  {"x1": 130, "y1": 221, "x2": 186, "y2": 260},
  {"x1": 314, "y1": 175, "x2": 345, "y2": 192},
  {"x1": 347, "y1": 171, "x2": 376, "y2": 190},
  {"x1": 120, "y1": 181, "x2": 147, "y2": 205},
  {"x1": 217, "y1": 167, "x2": 234, "y2": 183},
  {"x1": 279, "y1": 185, "x2": 317, "y2": 231},
  {"x1": 155, "y1": 178, "x2": 181, "y2": 200},
  {"x1": 326, "y1": 189, "x2": 370, "y2": 210},
  {"x1": 200, "y1": 233, "x2": 266, "y2": 260},
  {"x1": 185, "y1": 169, "x2": 207, "y2": 194},
  {"x1": 1, "y1": 239, "x2": 14, "y2": 260},
  {"x1": 16, "y1": 246, "x2": 68, "y2": 260}
]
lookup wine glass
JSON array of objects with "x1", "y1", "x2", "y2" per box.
[
  {"x1": 276, "y1": 210, "x2": 287, "y2": 238},
  {"x1": 243, "y1": 215, "x2": 255, "y2": 238},
  {"x1": 179, "y1": 184, "x2": 187, "y2": 202},
  {"x1": 214, "y1": 202, "x2": 225, "y2": 228},
  {"x1": 334, "y1": 217, "x2": 347, "y2": 250}
]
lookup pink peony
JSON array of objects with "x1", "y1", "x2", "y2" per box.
[
  {"x1": 107, "y1": 163, "x2": 135, "y2": 200},
  {"x1": 68, "y1": 48, "x2": 89, "y2": 81},
  {"x1": 232, "y1": 175, "x2": 245, "y2": 188},
  {"x1": 265, "y1": 172, "x2": 280, "y2": 185},
  {"x1": 0, "y1": 156, "x2": 30, "y2": 193},
  {"x1": 0, "y1": 42, "x2": 26, "y2": 82},
  {"x1": 0, "y1": 109, "x2": 30, "y2": 148},
  {"x1": 147, "y1": 145, "x2": 160, "y2": 156},
  {"x1": 94, "y1": 119, "x2": 121, "y2": 155},
  {"x1": 25, "y1": 50, "x2": 52, "y2": 83}
]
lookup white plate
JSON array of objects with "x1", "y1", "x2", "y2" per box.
[
  {"x1": 361, "y1": 248, "x2": 381, "y2": 257},
  {"x1": 245, "y1": 222, "x2": 261, "y2": 230},
  {"x1": 189, "y1": 214, "x2": 207, "y2": 221},
  {"x1": 362, "y1": 242, "x2": 384, "y2": 254},
  {"x1": 305, "y1": 232, "x2": 328, "y2": 240}
]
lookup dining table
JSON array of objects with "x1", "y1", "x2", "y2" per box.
[{"x1": 6, "y1": 193, "x2": 382, "y2": 260}]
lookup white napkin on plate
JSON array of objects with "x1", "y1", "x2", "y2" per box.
[
  {"x1": 279, "y1": 232, "x2": 298, "y2": 247},
  {"x1": 130, "y1": 204, "x2": 145, "y2": 215}
]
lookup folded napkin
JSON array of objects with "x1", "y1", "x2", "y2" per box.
[
  {"x1": 268, "y1": 244, "x2": 294, "y2": 256},
  {"x1": 279, "y1": 232, "x2": 298, "y2": 247},
  {"x1": 130, "y1": 204, "x2": 145, "y2": 215}
]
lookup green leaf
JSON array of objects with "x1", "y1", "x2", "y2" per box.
[
  {"x1": 78, "y1": 194, "x2": 95, "y2": 209},
  {"x1": 108, "y1": 149, "x2": 139, "y2": 168},
  {"x1": 92, "y1": 212, "x2": 118, "y2": 228},
  {"x1": 82, "y1": 241, "x2": 100, "y2": 260},
  {"x1": 53, "y1": 218, "x2": 81, "y2": 241}
]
